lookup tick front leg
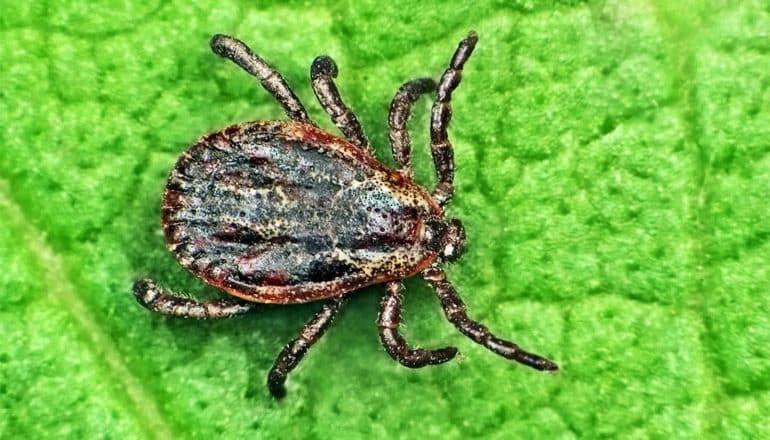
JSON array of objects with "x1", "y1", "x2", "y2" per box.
[
  {"x1": 133, "y1": 278, "x2": 257, "y2": 319},
  {"x1": 210, "y1": 34, "x2": 314, "y2": 125},
  {"x1": 378, "y1": 281, "x2": 458, "y2": 368},
  {"x1": 310, "y1": 55, "x2": 372, "y2": 153},
  {"x1": 267, "y1": 295, "x2": 348, "y2": 399},
  {"x1": 388, "y1": 78, "x2": 437, "y2": 179},
  {"x1": 430, "y1": 31, "x2": 478, "y2": 206},
  {"x1": 421, "y1": 266, "x2": 559, "y2": 371}
]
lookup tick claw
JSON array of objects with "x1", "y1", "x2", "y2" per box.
[
  {"x1": 539, "y1": 359, "x2": 559, "y2": 372},
  {"x1": 267, "y1": 375, "x2": 287, "y2": 399},
  {"x1": 132, "y1": 278, "x2": 159, "y2": 306}
]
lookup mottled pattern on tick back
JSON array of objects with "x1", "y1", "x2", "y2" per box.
[{"x1": 162, "y1": 121, "x2": 442, "y2": 303}]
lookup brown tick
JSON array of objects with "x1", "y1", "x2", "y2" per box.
[{"x1": 133, "y1": 31, "x2": 558, "y2": 399}]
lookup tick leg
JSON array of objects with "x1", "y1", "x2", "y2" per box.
[
  {"x1": 210, "y1": 34, "x2": 314, "y2": 125},
  {"x1": 430, "y1": 31, "x2": 478, "y2": 206},
  {"x1": 133, "y1": 278, "x2": 256, "y2": 319},
  {"x1": 421, "y1": 266, "x2": 559, "y2": 371},
  {"x1": 310, "y1": 55, "x2": 372, "y2": 153},
  {"x1": 378, "y1": 281, "x2": 458, "y2": 368},
  {"x1": 388, "y1": 78, "x2": 437, "y2": 178},
  {"x1": 267, "y1": 296, "x2": 348, "y2": 398}
]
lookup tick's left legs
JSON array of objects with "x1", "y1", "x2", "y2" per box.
[
  {"x1": 388, "y1": 78, "x2": 437, "y2": 178},
  {"x1": 430, "y1": 32, "x2": 478, "y2": 207},
  {"x1": 378, "y1": 281, "x2": 458, "y2": 367},
  {"x1": 267, "y1": 296, "x2": 348, "y2": 398},
  {"x1": 210, "y1": 34, "x2": 314, "y2": 125},
  {"x1": 311, "y1": 56, "x2": 372, "y2": 153},
  {"x1": 421, "y1": 266, "x2": 559, "y2": 371},
  {"x1": 133, "y1": 278, "x2": 257, "y2": 319}
]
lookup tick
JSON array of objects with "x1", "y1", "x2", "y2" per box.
[{"x1": 133, "y1": 31, "x2": 558, "y2": 399}]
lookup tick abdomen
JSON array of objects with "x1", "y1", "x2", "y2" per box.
[{"x1": 161, "y1": 121, "x2": 439, "y2": 303}]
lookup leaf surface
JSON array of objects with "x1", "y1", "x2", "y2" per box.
[{"x1": 1, "y1": 0, "x2": 769, "y2": 438}]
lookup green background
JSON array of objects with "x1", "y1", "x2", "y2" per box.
[{"x1": 2, "y1": 0, "x2": 769, "y2": 438}]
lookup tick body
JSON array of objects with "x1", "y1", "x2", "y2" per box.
[{"x1": 134, "y1": 32, "x2": 558, "y2": 399}]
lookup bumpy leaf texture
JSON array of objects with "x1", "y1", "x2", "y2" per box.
[{"x1": 1, "y1": 0, "x2": 769, "y2": 438}]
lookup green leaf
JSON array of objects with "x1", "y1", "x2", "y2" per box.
[{"x1": 2, "y1": 0, "x2": 769, "y2": 438}]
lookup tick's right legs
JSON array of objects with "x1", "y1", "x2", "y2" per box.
[
  {"x1": 421, "y1": 265, "x2": 559, "y2": 372},
  {"x1": 378, "y1": 281, "x2": 458, "y2": 368},
  {"x1": 210, "y1": 34, "x2": 314, "y2": 125},
  {"x1": 267, "y1": 296, "x2": 348, "y2": 398},
  {"x1": 430, "y1": 31, "x2": 478, "y2": 206},
  {"x1": 133, "y1": 278, "x2": 257, "y2": 319},
  {"x1": 388, "y1": 78, "x2": 437, "y2": 178}
]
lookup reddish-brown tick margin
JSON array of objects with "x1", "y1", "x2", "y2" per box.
[{"x1": 133, "y1": 31, "x2": 558, "y2": 399}]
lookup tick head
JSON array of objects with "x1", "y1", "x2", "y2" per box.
[
  {"x1": 426, "y1": 217, "x2": 465, "y2": 262},
  {"x1": 441, "y1": 218, "x2": 465, "y2": 262}
]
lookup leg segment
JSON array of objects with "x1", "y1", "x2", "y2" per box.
[
  {"x1": 133, "y1": 278, "x2": 257, "y2": 319},
  {"x1": 210, "y1": 34, "x2": 314, "y2": 125},
  {"x1": 421, "y1": 266, "x2": 558, "y2": 371},
  {"x1": 310, "y1": 55, "x2": 371, "y2": 152},
  {"x1": 430, "y1": 31, "x2": 478, "y2": 206},
  {"x1": 388, "y1": 78, "x2": 437, "y2": 178},
  {"x1": 267, "y1": 295, "x2": 348, "y2": 398},
  {"x1": 378, "y1": 281, "x2": 458, "y2": 368}
]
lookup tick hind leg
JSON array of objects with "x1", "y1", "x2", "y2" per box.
[
  {"x1": 210, "y1": 34, "x2": 314, "y2": 125},
  {"x1": 421, "y1": 266, "x2": 559, "y2": 371},
  {"x1": 133, "y1": 278, "x2": 257, "y2": 319},
  {"x1": 267, "y1": 296, "x2": 348, "y2": 398},
  {"x1": 430, "y1": 31, "x2": 478, "y2": 207},
  {"x1": 310, "y1": 55, "x2": 372, "y2": 153},
  {"x1": 378, "y1": 281, "x2": 458, "y2": 368},
  {"x1": 388, "y1": 78, "x2": 437, "y2": 178}
]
